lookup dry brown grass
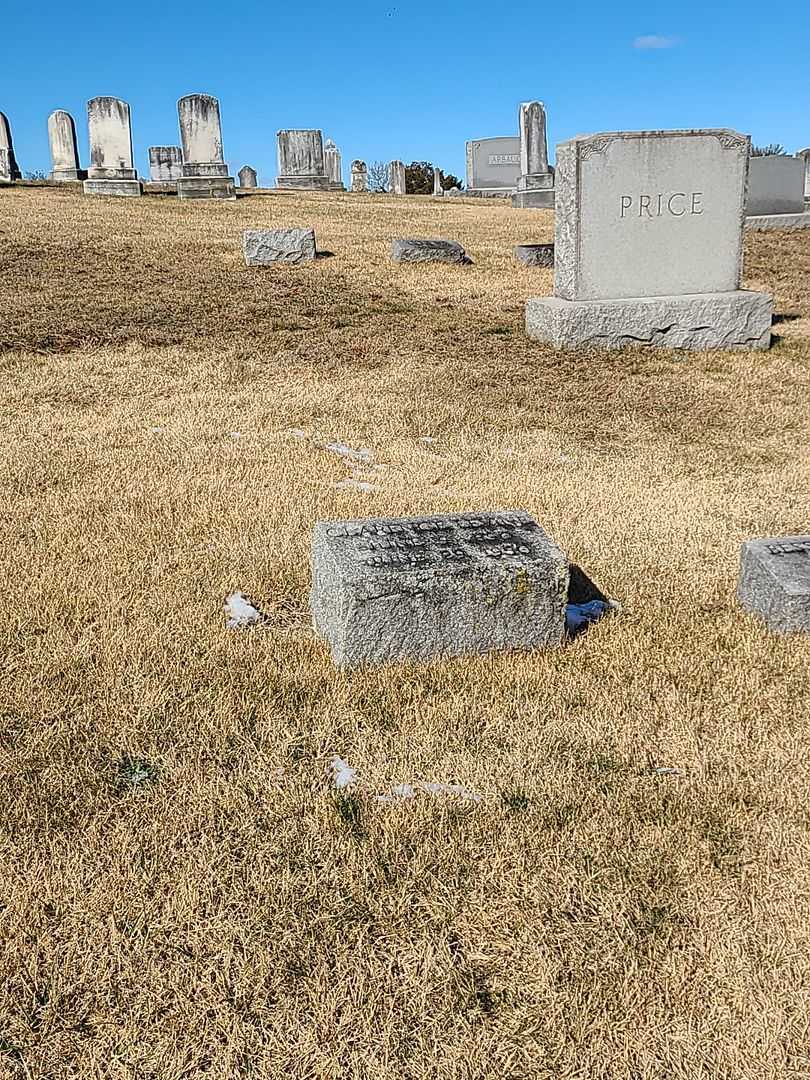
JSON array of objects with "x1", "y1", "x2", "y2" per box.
[{"x1": 1, "y1": 186, "x2": 809, "y2": 1080}]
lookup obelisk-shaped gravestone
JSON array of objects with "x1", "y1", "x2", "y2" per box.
[
  {"x1": 176, "y1": 94, "x2": 236, "y2": 200},
  {"x1": 432, "y1": 167, "x2": 443, "y2": 196},
  {"x1": 0, "y1": 112, "x2": 22, "y2": 183},
  {"x1": 48, "y1": 111, "x2": 82, "y2": 181},
  {"x1": 512, "y1": 101, "x2": 554, "y2": 209},
  {"x1": 276, "y1": 130, "x2": 330, "y2": 190},
  {"x1": 350, "y1": 160, "x2": 368, "y2": 193},
  {"x1": 389, "y1": 160, "x2": 406, "y2": 195},
  {"x1": 324, "y1": 139, "x2": 345, "y2": 191},
  {"x1": 83, "y1": 97, "x2": 142, "y2": 196}
]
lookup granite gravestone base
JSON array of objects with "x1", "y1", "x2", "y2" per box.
[
  {"x1": 310, "y1": 511, "x2": 569, "y2": 669},
  {"x1": 515, "y1": 243, "x2": 554, "y2": 267},
  {"x1": 738, "y1": 536, "x2": 810, "y2": 634}
]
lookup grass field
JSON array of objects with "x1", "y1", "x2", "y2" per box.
[{"x1": 1, "y1": 184, "x2": 810, "y2": 1079}]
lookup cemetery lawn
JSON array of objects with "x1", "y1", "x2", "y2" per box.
[{"x1": 2, "y1": 185, "x2": 810, "y2": 1080}]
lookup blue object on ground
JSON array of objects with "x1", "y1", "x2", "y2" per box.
[{"x1": 565, "y1": 600, "x2": 613, "y2": 638}]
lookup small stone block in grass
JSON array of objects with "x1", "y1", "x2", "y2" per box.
[{"x1": 243, "y1": 228, "x2": 317, "y2": 265}]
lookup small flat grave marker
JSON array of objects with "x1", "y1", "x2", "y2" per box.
[
  {"x1": 310, "y1": 510, "x2": 568, "y2": 668},
  {"x1": 738, "y1": 535, "x2": 810, "y2": 633},
  {"x1": 391, "y1": 239, "x2": 471, "y2": 264},
  {"x1": 243, "y1": 228, "x2": 316, "y2": 265}
]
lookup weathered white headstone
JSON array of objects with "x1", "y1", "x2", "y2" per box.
[
  {"x1": 0, "y1": 112, "x2": 21, "y2": 182},
  {"x1": 526, "y1": 129, "x2": 772, "y2": 350},
  {"x1": 797, "y1": 148, "x2": 810, "y2": 197},
  {"x1": 243, "y1": 228, "x2": 316, "y2": 265},
  {"x1": 310, "y1": 511, "x2": 568, "y2": 668},
  {"x1": 350, "y1": 159, "x2": 368, "y2": 193},
  {"x1": 738, "y1": 536, "x2": 810, "y2": 633},
  {"x1": 276, "y1": 130, "x2": 330, "y2": 190},
  {"x1": 466, "y1": 136, "x2": 521, "y2": 195},
  {"x1": 148, "y1": 146, "x2": 183, "y2": 183},
  {"x1": 83, "y1": 97, "x2": 142, "y2": 197},
  {"x1": 324, "y1": 139, "x2": 344, "y2": 190},
  {"x1": 176, "y1": 94, "x2": 235, "y2": 200},
  {"x1": 432, "y1": 167, "x2": 443, "y2": 196},
  {"x1": 48, "y1": 111, "x2": 81, "y2": 181},
  {"x1": 512, "y1": 101, "x2": 554, "y2": 209},
  {"x1": 238, "y1": 165, "x2": 258, "y2": 188},
  {"x1": 746, "y1": 155, "x2": 805, "y2": 215},
  {"x1": 389, "y1": 159, "x2": 406, "y2": 195}
]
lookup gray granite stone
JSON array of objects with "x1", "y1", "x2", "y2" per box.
[
  {"x1": 86, "y1": 97, "x2": 137, "y2": 181},
  {"x1": 243, "y1": 227, "x2": 316, "y2": 265},
  {"x1": 466, "y1": 136, "x2": 521, "y2": 193},
  {"x1": 149, "y1": 146, "x2": 183, "y2": 182},
  {"x1": 82, "y1": 178, "x2": 143, "y2": 197},
  {"x1": 746, "y1": 156, "x2": 805, "y2": 215},
  {"x1": 0, "y1": 112, "x2": 21, "y2": 181},
  {"x1": 389, "y1": 159, "x2": 406, "y2": 195},
  {"x1": 238, "y1": 165, "x2": 258, "y2": 188},
  {"x1": 277, "y1": 130, "x2": 330, "y2": 190},
  {"x1": 391, "y1": 238, "x2": 471, "y2": 264},
  {"x1": 512, "y1": 187, "x2": 555, "y2": 209},
  {"x1": 324, "y1": 139, "x2": 344, "y2": 190},
  {"x1": 514, "y1": 243, "x2": 554, "y2": 267},
  {"x1": 745, "y1": 211, "x2": 810, "y2": 231},
  {"x1": 526, "y1": 290, "x2": 772, "y2": 350},
  {"x1": 176, "y1": 176, "x2": 236, "y2": 200},
  {"x1": 48, "y1": 111, "x2": 82, "y2": 181},
  {"x1": 512, "y1": 101, "x2": 554, "y2": 209},
  {"x1": 738, "y1": 536, "x2": 810, "y2": 634},
  {"x1": 797, "y1": 148, "x2": 810, "y2": 197},
  {"x1": 310, "y1": 511, "x2": 569, "y2": 668},
  {"x1": 351, "y1": 160, "x2": 368, "y2": 193}
]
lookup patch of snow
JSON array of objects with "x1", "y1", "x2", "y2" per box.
[
  {"x1": 149, "y1": 426, "x2": 164, "y2": 434},
  {"x1": 224, "y1": 592, "x2": 265, "y2": 629},
  {"x1": 654, "y1": 767, "x2": 684, "y2": 777},
  {"x1": 288, "y1": 428, "x2": 307, "y2": 440},
  {"x1": 229, "y1": 431, "x2": 243, "y2": 440},
  {"x1": 321, "y1": 441, "x2": 375, "y2": 465},
  {"x1": 329, "y1": 755, "x2": 359, "y2": 790},
  {"x1": 334, "y1": 478, "x2": 378, "y2": 493},
  {"x1": 418, "y1": 436, "x2": 437, "y2": 445}
]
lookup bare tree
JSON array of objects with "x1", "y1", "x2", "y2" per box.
[
  {"x1": 751, "y1": 143, "x2": 786, "y2": 156},
  {"x1": 367, "y1": 160, "x2": 389, "y2": 192}
]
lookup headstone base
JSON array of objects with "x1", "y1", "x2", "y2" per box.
[
  {"x1": 514, "y1": 243, "x2": 554, "y2": 267},
  {"x1": 51, "y1": 168, "x2": 84, "y2": 182},
  {"x1": 512, "y1": 188, "x2": 555, "y2": 209},
  {"x1": 460, "y1": 188, "x2": 512, "y2": 199},
  {"x1": 181, "y1": 162, "x2": 229, "y2": 178},
  {"x1": 526, "y1": 290, "x2": 773, "y2": 351},
  {"x1": 276, "y1": 175, "x2": 332, "y2": 191},
  {"x1": 83, "y1": 179, "x2": 143, "y2": 197},
  {"x1": 176, "y1": 176, "x2": 236, "y2": 200},
  {"x1": 745, "y1": 212, "x2": 810, "y2": 232}
]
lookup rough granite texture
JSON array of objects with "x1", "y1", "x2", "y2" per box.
[
  {"x1": 738, "y1": 536, "x2": 810, "y2": 634},
  {"x1": 82, "y1": 178, "x2": 142, "y2": 198},
  {"x1": 745, "y1": 212, "x2": 810, "y2": 232},
  {"x1": 310, "y1": 511, "x2": 569, "y2": 668},
  {"x1": 526, "y1": 290, "x2": 772, "y2": 351},
  {"x1": 391, "y1": 239, "x2": 471, "y2": 264},
  {"x1": 514, "y1": 243, "x2": 554, "y2": 267},
  {"x1": 243, "y1": 228, "x2": 316, "y2": 265},
  {"x1": 177, "y1": 176, "x2": 235, "y2": 200}
]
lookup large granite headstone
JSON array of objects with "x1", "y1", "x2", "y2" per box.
[
  {"x1": 389, "y1": 159, "x2": 406, "y2": 195},
  {"x1": 466, "y1": 136, "x2": 521, "y2": 195},
  {"x1": 324, "y1": 139, "x2": 344, "y2": 190},
  {"x1": 351, "y1": 160, "x2": 368, "y2": 193},
  {"x1": 746, "y1": 156, "x2": 805, "y2": 216},
  {"x1": 512, "y1": 102, "x2": 554, "y2": 209},
  {"x1": 0, "y1": 112, "x2": 21, "y2": 183},
  {"x1": 276, "y1": 130, "x2": 330, "y2": 190},
  {"x1": 83, "y1": 97, "x2": 142, "y2": 197},
  {"x1": 526, "y1": 129, "x2": 772, "y2": 350},
  {"x1": 738, "y1": 536, "x2": 810, "y2": 633},
  {"x1": 177, "y1": 94, "x2": 235, "y2": 200},
  {"x1": 48, "y1": 111, "x2": 82, "y2": 181},
  {"x1": 310, "y1": 511, "x2": 568, "y2": 668},
  {"x1": 149, "y1": 146, "x2": 183, "y2": 183}
]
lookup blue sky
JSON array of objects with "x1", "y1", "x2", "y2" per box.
[{"x1": 4, "y1": 0, "x2": 809, "y2": 185}]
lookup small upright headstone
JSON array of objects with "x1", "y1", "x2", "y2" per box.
[
  {"x1": 389, "y1": 159, "x2": 406, "y2": 195},
  {"x1": 310, "y1": 511, "x2": 569, "y2": 668},
  {"x1": 0, "y1": 112, "x2": 21, "y2": 183},
  {"x1": 149, "y1": 146, "x2": 183, "y2": 183},
  {"x1": 350, "y1": 160, "x2": 368, "y2": 192},
  {"x1": 324, "y1": 139, "x2": 345, "y2": 190},
  {"x1": 738, "y1": 536, "x2": 810, "y2": 634},
  {"x1": 238, "y1": 165, "x2": 258, "y2": 188},
  {"x1": 797, "y1": 148, "x2": 810, "y2": 198},
  {"x1": 48, "y1": 110, "x2": 82, "y2": 181},
  {"x1": 176, "y1": 94, "x2": 236, "y2": 200},
  {"x1": 243, "y1": 228, "x2": 317, "y2": 265},
  {"x1": 745, "y1": 156, "x2": 806, "y2": 216},
  {"x1": 432, "y1": 167, "x2": 443, "y2": 196},
  {"x1": 391, "y1": 238, "x2": 471, "y2": 264},
  {"x1": 276, "y1": 130, "x2": 330, "y2": 190},
  {"x1": 525, "y1": 128, "x2": 773, "y2": 351},
  {"x1": 83, "y1": 97, "x2": 142, "y2": 197},
  {"x1": 512, "y1": 101, "x2": 554, "y2": 209}
]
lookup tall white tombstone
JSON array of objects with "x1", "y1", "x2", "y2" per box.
[
  {"x1": 0, "y1": 112, "x2": 21, "y2": 182},
  {"x1": 149, "y1": 146, "x2": 183, "y2": 183},
  {"x1": 432, "y1": 167, "x2": 443, "y2": 196},
  {"x1": 389, "y1": 159, "x2": 406, "y2": 195},
  {"x1": 512, "y1": 101, "x2": 554, "y2": 209},
  {"x1": 176, "y1": 94, "x2": 235, "y2": 200},
  {"x1": 796, "y1": 148, "x2": 810, "y2": 198},
  {"x1": 350, "y1": 160, "x2": 368, "y2": 193},
  {"x1": 526, "y1": 129, "x2": 772, "y2": 351},
  {"x1": 276, "y1": 130, "x2": 330, "y2": 190},
  {"x1": 83, "y1": 97, "x2": 142, "y2": 197},
  {"x1": 238, "y1": 165, "x2": 258, "y2": 189},
  {"x1": 324, "y1": 138, "x2": 344, "y2": 190},
  {"x1": 48, "y1": 111, "x2": 82, "y2": 181}
]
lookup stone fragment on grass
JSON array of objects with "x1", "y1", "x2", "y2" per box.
[
  {"x1": 514, "y1": 243, "x2": 554, "y2": 267},
  {"x1": 738, "y1": 535, "x2": 810, "y2": 633},
  {"x1": 391, "y1": 239, "x2": 471, "y2": 265},
  {"x1": 243, "y1": 228, "x2": 316, "y2": 266}
]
